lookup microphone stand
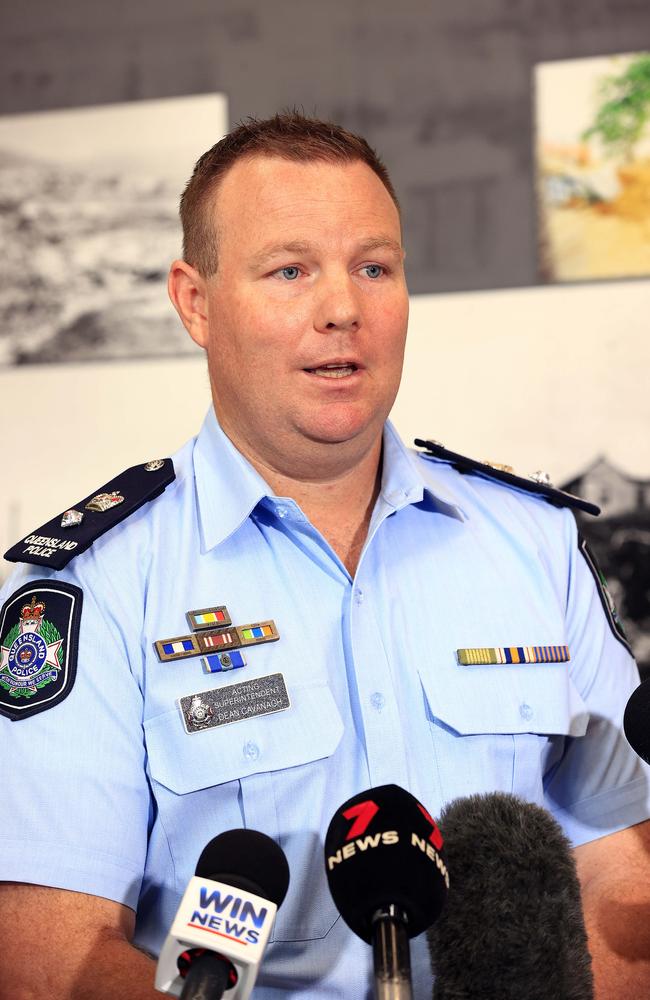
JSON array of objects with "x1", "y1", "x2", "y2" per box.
[{"x1": 371, "y1": 904, "x2": 413, "y2": 1000}]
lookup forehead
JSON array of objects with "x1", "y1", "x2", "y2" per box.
[{"x1": 211, "y1": 155, "x2": 401, "y2": 253}]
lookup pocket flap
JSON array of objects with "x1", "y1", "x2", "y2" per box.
[
  {"x1": 419, "y1": 663, "x2": 589, "y2": 738},
  {"x1": 144, "y1": 679, "x2": 344, "y2": 793}
]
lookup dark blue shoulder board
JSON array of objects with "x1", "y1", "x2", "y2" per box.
[
  {"x1": 414, "y1": 438, "x2": 599, "y2": 516},
  {"x1": 4, "y1": 459, "x2": 175, "y2": 570}
]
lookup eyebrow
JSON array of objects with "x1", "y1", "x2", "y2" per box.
[
  {"x1": 248, "y1": 236, "x2": 404, "y2": 270},
  {"x1": 355, "y1": 237, "x2": 404, "y2": 259},
  {"x1": 249, "y1": 241, "x2": 313, "y2": 270}
]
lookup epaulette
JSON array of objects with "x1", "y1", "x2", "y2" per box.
[
  {"x1": 414, "y1": 438, "x2": 600, "y2": 516},
  {"x1": 4, "y1": 459, "x2": 175, "y2": 570}
]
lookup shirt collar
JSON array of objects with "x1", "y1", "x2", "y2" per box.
[
  {"x1": 194, "y1": 410, "x2": 463, "y2": 552},
  {"x1": 194, "y1": 409, "x2": 272, "y2": 552},
  {"x1": 379, "y1": 420, "x2": 464, "y2": 520}
]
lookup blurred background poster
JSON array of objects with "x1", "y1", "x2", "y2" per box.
[
  {"x1": 536, "y1": 52, "x2": 650, "y2": 283},
  {"x1": 0, "y1": 94, "x2": 226, "y2": 366}
]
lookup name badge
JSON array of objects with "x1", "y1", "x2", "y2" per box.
[{"x1": 180, "y1": 672, "x2": 290, "y2": 734}]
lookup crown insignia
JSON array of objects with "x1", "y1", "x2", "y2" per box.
[
  {"x1": 85, "y1": 491, "x2": 125, "y2": 513},
  {"x1": 20, "y1": 595, "x2": 45, "y2": 622}
]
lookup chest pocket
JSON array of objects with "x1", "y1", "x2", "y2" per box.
[
  {"x1": 418, "y1": 662, "x2": 589, "y2": 805},
  {"x1": 144, "y1": 678, "x2": 345, "y2": 941}
]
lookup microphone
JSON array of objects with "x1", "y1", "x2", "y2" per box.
[
  {"x1": 624, "y1": 678, "x2": 650, "y2": 764},
  {"x1": 324, "y1": 784, "x2": 449, "y2": 1000},
  {"x1": 155, "y1": 829, "x2": 290, "y2": 999},
  {"x1": 427, "y1": 792, "x2": 594, "y2": 1000}
]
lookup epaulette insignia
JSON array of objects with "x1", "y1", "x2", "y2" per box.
[
  {"x1": 414, "y1": 438, "x2": 599, "y2": 516},
  {"x1": 4, "y1": 459, "x2": 175, "y2": 570}
]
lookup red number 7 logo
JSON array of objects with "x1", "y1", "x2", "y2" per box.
[
  {"x1": 342, "y1": 800, "x2": 379, "y2": 840},
  {"x1": 417, "y1": 803, "x2": 444, "y2": 850}
]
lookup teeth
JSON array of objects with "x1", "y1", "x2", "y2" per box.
[{"x1": 308, "y1": 364, "x2": 356, "y2": 378}]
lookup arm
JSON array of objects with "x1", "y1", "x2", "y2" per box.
[
  {"x1": 0, "y1": 883, "x2": 159, "y2": 1000},
  {"x1": 575, "y1": 820, "x2": 650, "y2": 999}
]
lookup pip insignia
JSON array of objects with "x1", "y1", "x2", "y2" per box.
[
  {"x1": 61, "y1": 510, "x2": 84, "y2": 529},
  {"x1": 530, "y1": 470, "x2": 553, "y2": 487}
]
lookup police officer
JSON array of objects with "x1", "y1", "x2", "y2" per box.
[{"x1": 1, "y1": 113, "x2": 649, "y2": 998}]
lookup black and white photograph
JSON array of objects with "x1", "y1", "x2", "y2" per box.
[{"x1": 0, "y1": 94, "x2": 226, "y2": 366}]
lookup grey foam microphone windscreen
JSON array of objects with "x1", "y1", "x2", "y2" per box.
[{"x1": 427, "y1": 792, "x2": 594, "y2": 1000}]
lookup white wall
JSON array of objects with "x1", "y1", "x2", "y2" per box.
[{"x1": 395, "y1": 278, "x2": 650, "y2": 482}]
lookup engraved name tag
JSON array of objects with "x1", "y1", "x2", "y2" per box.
[{"x1": 179, "y1": 672, "x2": 291, "y2": 734}]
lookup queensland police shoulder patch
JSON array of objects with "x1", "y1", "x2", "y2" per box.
[
  {"x1": 578, "y1": 535, "x2": 633, "y2": 656},
  {"x1": 0, "y1": 580, "x2": 82, "y2": 720}
]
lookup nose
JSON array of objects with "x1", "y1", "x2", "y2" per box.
[{"x1": 313, "y1": 270, "x2": 361, "y2": 334}]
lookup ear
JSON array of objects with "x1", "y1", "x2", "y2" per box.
[{"x1": 167, "y1": 260, "x2": 209, "y2": 349}]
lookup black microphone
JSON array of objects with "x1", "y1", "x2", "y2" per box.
[
  {"x1": 624, "y1": 678, "x2": 650, "y2": 764},
  {"x1": 324, "y1": 784, "x2": 449, "y2": 1000},
  {"x1": 427, "y1": 792, "x2": 594, "y2": 1000},
  {"x1": 156, "y1": 829, "x2": 290, "y2": 999}
]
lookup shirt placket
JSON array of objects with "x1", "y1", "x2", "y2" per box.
[{"x1": 349, "y1": 502, "x2": 411, "y2": 791}]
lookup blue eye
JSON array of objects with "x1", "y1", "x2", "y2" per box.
[
  {"x1": 363, "y1": 264, "x2": 384, "y2": 279},
  {"x1": 279, "y1": 266, "x2": 300, "y2": 280}
]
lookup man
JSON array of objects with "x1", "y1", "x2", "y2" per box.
[{"x1": 0, "y1": 112, "x2": 649, "y2": 998}]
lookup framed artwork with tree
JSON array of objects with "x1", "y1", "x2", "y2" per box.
[{"x1": 535, "y1": 52, "x2": 650, "y2": 282}]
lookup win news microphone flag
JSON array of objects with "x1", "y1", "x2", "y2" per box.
[
  {"x1": 324, "y1": 784, "x2": 449, "y2": 1000},
  {"x1": 427, "y1": 792, "x2": 594, "y2": 1000},
  {"x1": 155, "y1": 828, "x2": 290, "y2": 999}
]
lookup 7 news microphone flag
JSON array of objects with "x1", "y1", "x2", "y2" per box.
[{"x1": 324, "y1": 784, "x2": 449, "y2": 1000}]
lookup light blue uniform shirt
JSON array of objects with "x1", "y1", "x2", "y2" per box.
[{"x1": 1, "y1": 409, "x2": 649, "y2": 998}]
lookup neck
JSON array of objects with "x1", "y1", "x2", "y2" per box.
[
  {"x1": 270, "y1": 448, "x2": 383, "y2": 576},
  {"x1": 221, "y1": 421, "x2": 384, "y2": 577}
]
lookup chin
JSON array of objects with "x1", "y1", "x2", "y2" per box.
[{"x1": 297, "y1": 411, "x2": 383, "y2": 448}]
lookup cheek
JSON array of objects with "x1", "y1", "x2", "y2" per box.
[
  {"x1": 371, "y1": 303, "x2": 408, "y2": 362},
  {"x1": 227, "y1": 291, "x2": 308, "y2": 355}
]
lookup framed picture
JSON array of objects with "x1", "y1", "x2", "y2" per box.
[
  {"x1": 0, "y1": 94, "x2": 227, "y2": 366},
  {"x1": 535, "y1": 52, "x2": 650, "y2": 283}
]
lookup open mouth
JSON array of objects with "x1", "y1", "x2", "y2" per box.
[{"x1": 304, "y1": 363, "x2": 359, "y2": 378}]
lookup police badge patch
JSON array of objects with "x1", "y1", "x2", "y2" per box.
[
  {"x1": 0, "y1": 580, "x2": 83, "y2": 720},
  {"x1": 578, "y1": 534, "x2": 633, "y2": 656}
]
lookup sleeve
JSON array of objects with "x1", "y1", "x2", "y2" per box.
[
  {"x1": 0, "y1": 552, "x2": 151, "y2": 910},
  {"x1": 543, "y1": 510, "x2": 650, "y2": 846}
]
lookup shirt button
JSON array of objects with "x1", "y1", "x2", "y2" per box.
[
  {"x1": 276, "y1": 507, "x2": 289, "y2": 519},
  {"x1": 370, "y1": 691, "x2": 386, "y2": 712},
  {"x1": 243, "y1": 740, "x2": 260, "y2": 761},
  {"x1": 519, "y1": 703, "x2": 534, "y2": 721},
  {"x1": 355, "y1": 588, "x2": 364, "y2": 605}
]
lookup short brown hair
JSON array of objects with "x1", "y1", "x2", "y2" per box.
[{"x1": 180, "y1": 111, "x2": 399, "y2": 276}]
